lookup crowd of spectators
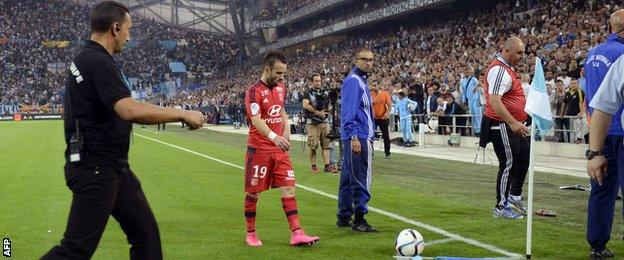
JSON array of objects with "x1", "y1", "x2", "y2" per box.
[
  {"x1": 253, "y1": 0, "x2": 316, "y2": 21},
  {"x1": 1, "y1": 0, "x2": 615, "y2": 143},
  {"x1": 169, "y1": 31, "x2": 240, "y2": 83},
  {"x1": 0, "y1": 0, "x2": 238, "y2": 114},
  {"x1": 253, "y1": 0, "x2": 408, "y2": 37},
  {"x1": 279, "y1": 0, "x2": 408, "y2": 37},
  {"x1": 181, "y1": 0, "x2": 613, "y2": 143},
  {"x1": 0, "y1": 0, "x2": 87, "y2": 113}
]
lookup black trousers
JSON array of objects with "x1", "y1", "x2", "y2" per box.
[
  {"x1": 375, "y1": 119, "x2": 390, "y2": 156},
  {"x1": 393, "y1": 115, "x2": 399, "y2": 132},
  {"x1": 42, "y1": 159, "x2": 162, "y2": 260},
  {"x1": 489, "y1": 123, "x2": 530, "y2": 209},
  {"x1": 562, "y1": 117, "x2": 571, "y2": 142},
  {"x1": 157, "y1": 123, "x2": 166, "y2": 131},
  {"x1": 554, "y1": 118, "x2": 565, "y2": 142}
]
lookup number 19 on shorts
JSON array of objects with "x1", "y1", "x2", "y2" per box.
[{"x1": 252, "y1": 165, "x2": 267, "y2": 179}]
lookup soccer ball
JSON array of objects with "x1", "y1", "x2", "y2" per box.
[
  {"x1": 407, "y1": 103, "x2": 417, "y2": 112},
  {"x1": 395, "y1": 229, "x2": 425, "y2": 256}
]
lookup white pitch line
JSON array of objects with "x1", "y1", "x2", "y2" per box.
[
  {"x1": 134, "y1": 132, "x2": 522, "y2": 259},
  {"x1": 425, "y1": 237, "x2": 458, "y2": 246},
  {"x1": 140, "y1": 129, "x2": 160, "y2": 135},
  {"x1": 393, "y1": 257, "x2": 514, "y2": 260}
]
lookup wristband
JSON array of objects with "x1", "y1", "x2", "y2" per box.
[{"x1": 268, "y1": 132, "x2": 278, "y2": 140}]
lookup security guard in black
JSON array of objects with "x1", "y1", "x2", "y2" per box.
[
  {"x1": 64, "y1": 40, "x2": 132, "y2": 168},
  {"x1": 42, "y1": 39, "x2": 164, "y2": 259},
  {"x1": 43, "y1": 2, "x2": 206, "y2": 259}
]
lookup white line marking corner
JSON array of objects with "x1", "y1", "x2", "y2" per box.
[{"x1": 133, "y1": 133, "x2": 522, "y2": 258}]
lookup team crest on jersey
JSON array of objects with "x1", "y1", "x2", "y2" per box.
[
  {"x1": 250, "y1": 103, "x2": 260, "y2": 115},
  {"x1": 261, "y1": 89, "x2": 270, "y2": 96},
  {"x1": 251, "y1": 178, "x2": 258, "y2": 186},
  {"x1": 263, "y1": 98, "x2": 269, "y2": 103}
]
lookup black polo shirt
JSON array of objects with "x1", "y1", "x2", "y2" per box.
[
  {"x1": 564, "y1": 88, "x2": 585, "y2": 116},
  {"x1": 302, "y1": 87, "x2": 328, "y2": 124},
  {"x1": 64, "y1": 40, "x2": 132, "y2": 168}
]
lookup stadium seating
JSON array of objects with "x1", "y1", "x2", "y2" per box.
[
  {"x1": 1, "y1": 0, "x2": 614, "y2": 143},
  {"x1": 0, "y1": 0, "x2": 238, "y2": 113},
  {"x1": 180, "y1": 0, "x2": 609, "y2": 142}
]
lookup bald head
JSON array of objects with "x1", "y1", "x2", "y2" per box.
[
  {"x1": 609, "y1": 9, "x2": 624, "y2": 34},
  {"x1": 502, "y1": 37, "x2": 525, "y2": 66},
  {"x1": 504, "y1": 37, "x2": 523, "y2": 50}
]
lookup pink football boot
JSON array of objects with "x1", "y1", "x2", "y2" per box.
[
  {"x1": 246, "y1": 231, "x2": 263, "y2": 247},
  {"x1": 290, "y1": 229, "x2": 319, "y2": 247}
]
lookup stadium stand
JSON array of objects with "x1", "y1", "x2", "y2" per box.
[
  {"x1": 187, "y1": 0, "x2": 610, "y2": 142},
  {"x1": 253, "y1": 0, "x2": 316, "y2": 21},
  {"x1": 0, "y1": 0, "x2": 238, "y2": 114},
  {"x1": 1, "y1": 0, "x2": 615, "y2": 143}
]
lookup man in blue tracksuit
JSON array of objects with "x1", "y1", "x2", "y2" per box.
[
  {"x1": 392, "y1": 92, "x2": 418, "y2": 146},
  {"x1": 584, "y1": 9, "x2": 624, "y2": 259},
  {"x1": 337, "y1": 48, "x2": 377, "y2": 232},
  {"x1": 460, "y1": 67, "x2": 481, "y2": 135}
]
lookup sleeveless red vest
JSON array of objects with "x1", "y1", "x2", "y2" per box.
[{"x1": 484, "y1": 59, "x2": 527, "y2": 122}]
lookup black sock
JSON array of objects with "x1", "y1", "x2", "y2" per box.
[
  {"x1": 324, "y1": 164, "x2": 329, "y2": 168},
  {"x1": 338, "y1": 215, "x2": 351, "y2": 221},
  {"x1": 354, "y1": 213, "x2": 364, "y2": 223}
]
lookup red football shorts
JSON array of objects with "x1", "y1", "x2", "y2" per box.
[{"x1": 244, "y1": 148, "x2": 295, "y2": 193}]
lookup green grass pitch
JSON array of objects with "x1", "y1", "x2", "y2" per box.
[{"x1": 1, "y1": 120, "x2": 622, "y2": 259}]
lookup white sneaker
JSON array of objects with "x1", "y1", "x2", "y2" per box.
[
  {"x1": 508, "y1": 197, "x2": 527, "y2": 215},
  {"x1": 493, "y1": 206, "x2": 524, "y2": 219}
]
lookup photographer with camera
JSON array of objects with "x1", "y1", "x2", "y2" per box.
[{"x1": 302, "y1": 73, "x2": 337, "y2": 173}]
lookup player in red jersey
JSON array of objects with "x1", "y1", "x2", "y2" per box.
[{"x1": 243, "y1": 50, "x2": 319, "y2": 247}]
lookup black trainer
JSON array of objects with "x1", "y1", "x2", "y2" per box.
[
  {"x1": 336, "y1": 218, "x2": 351, "y2": 227},
  {"x1": 590, "y1": 247, "x2": 615, "y2": 259},
  {"x1": 351, "y1": 218, "x2": 378, "y2": 232}
]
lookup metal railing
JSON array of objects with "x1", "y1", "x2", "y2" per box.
[{"x1": 389, "y1": 113, "x2": 588, "y2": 144}]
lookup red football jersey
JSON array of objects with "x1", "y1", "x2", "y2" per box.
[{"x1": 245, "y1": 80, "x2": 287, "y2": 151}]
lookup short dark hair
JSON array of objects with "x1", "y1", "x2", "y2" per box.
[
  {"x1": 353, "y1": 48, "x2": 371, "y2": 58},
  {"x1": 262, "y1": 50, "x2": 287, "y2": 69},
  {"x1": 310, "y1": 73, "x2": 322, "y2": 81},
  {"x1": 90, "y1": 1, "x2": 130, "y2": 33}
]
